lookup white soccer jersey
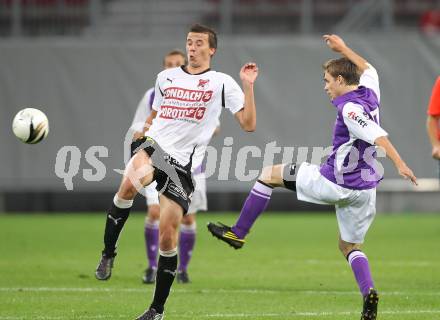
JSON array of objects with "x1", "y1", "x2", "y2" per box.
[
  {"x1": 130, "y1": 87, "x2": 155, "y2": 132},
  {"x1": 360, "y1": 63, "x2": 380, "y2": 102},
  {"x1": 147, "y1": 66, "x2": 244, "y2": 166},
  {"x1": 191, "y1": 117, "x2": 220, "y2": 171}
]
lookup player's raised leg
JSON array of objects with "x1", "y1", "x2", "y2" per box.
[
  {"x1": 207, "y1": 163, "x2": 297, "y2": 249},
  {"x1": 136, "y1": 195, "x2": 183, "y2": 320},
  {"x1": 95, "y1": 151, "x2": 155, "y2": 280}
]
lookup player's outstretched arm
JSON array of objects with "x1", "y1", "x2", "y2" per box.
[
  {"x1": 235, "y1": 62, "x2": 259, "y2": 132},
  {"x1": 374, "y1": 136, "x2": 418, "y2": 185},
  {"x1": 323, "y1": 34, "x2": 369, "y2": 73}
]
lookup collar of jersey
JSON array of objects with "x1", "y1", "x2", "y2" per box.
[
  {"x1": 180, "y1": 65, "x2": 211, "y2": 75},
  {"x1": 331, "y1": 86, "x2": 364, "y2": 107}
]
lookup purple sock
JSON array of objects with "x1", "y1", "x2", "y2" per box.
[
  {"x1": 178, "y1": 223, "x2": 196, "y2": 272},
  {"x1": 232, "y1": 181, "x2": 273, "y2": 239},
  {"x1": 144, "y1": 221, "x2": 159, "y2": 269},
  {"x1": 348, "y1": 250, "x2": 375, "y2": 296}
]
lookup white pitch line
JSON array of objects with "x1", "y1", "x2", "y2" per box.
[
  {"x1": 0, "y1": 287, "x2": 278, "y2": 294},
  {"x1": 304, "y1": 259, "x2": 437, "y2": 267},
  {"x1": 199, "y1": 310, "x2": 440, "y2": 318},
  {"x1": 1, "y1": 287, "x2": 440, "y2": 297},
  {"x1": 301, "y1": 290, "x2": 440, "y2": 296},
  {"x1": 0, "y1": 316, "x2": 128, "y2": 320},
  {"x1": 1, "y1": 310, "x2": 440, "y2": 319}
]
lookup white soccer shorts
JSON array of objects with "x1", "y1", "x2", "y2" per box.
[
  {"x1": 145, "y1": 181, "x2": 159, "y2": 206},
  {"x1": 295, "y1": 162, "x2": 376, "y2": 244},
  {"x1": 187, "y1": 172, "x2": 207, "y2": 214}
]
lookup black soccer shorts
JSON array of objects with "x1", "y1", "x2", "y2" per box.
[{"x1": 131, "y1": 136, "x2": 194, "y2": 214}]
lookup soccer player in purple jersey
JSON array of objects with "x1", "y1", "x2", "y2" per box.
[{"x1": 208, "y1": 34, "x2": 417, "y2": 320}]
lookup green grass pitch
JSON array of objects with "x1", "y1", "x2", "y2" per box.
[{"x1": 1, "y1": 212, "x2": 439, "y2": 319}]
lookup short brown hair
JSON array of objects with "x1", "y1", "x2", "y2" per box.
[
  {"x1": 189, "y1": 23, "x2": 217, "y2": 49},
  {"x1": 323, "y1": 57, "x2": 360, "y2": 86},
  {"x1": 163, "y1": 49, "x2": 187, "y2": 66}
]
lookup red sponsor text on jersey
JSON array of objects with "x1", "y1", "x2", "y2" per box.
[
  {"x1": 347, "y1": 111, "x2": 368, "y2": 128},
  {"x1": 159, "y1": 105, "x2": 206, "y2": 121},
  {"x1": 164, "y1": 87, "x2": 213, "y2": 103}
]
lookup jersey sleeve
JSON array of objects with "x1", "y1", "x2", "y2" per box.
[
  {"x1": 359, "y1": 63, "x2": 380, "y2": 102},
  {"x1": 131, "y1": 88, "x2": 153, "y2": 132},
  {"x1": 427, "y1": 77, "x2": 440, "y2": 116},
  {"x1": 152, "y1": 75, "x2": 164, "y2": 111},
  {"x1": 342, "y1": 102, "x2": 388, "y2": 145},
  {"x1": 222, "y1": 74, "x2": 245, "y2": 114}
]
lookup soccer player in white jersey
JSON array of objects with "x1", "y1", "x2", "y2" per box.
[
  {"x1": 131, "y1": 50, "x2": 220, "y2": 284},
  {"x1": 130, "y1": 49, "x2": 189, "y2": 284},
  {"x1": 95, "y1": 24, "x2": 259, "y2": 320},
  {"x1": 208, "y1": 34, "x2": 417, "y2": 320}
]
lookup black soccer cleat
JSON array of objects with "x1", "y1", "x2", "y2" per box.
[
  {"x1": 207, "y1": 222, "x2": 245, "y2": 249},
  {"x1": 135, "y1": 308, "x2": 164, "y2": 320},
  {"x1": 176, "y1": 270, "x2": 190, "y2": 284},
  {"x1": 142, "y1": 267, "x2": 157, "y2": 284},
  {"x1": 360, "y1": 288, "x2": 379, "y2": 320},
  {"x1": 95, "y1": 252, "x2": 116, "y2": 281}
]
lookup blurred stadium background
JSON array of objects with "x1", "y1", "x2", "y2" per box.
[{"x1": 1, "y1": 0, "x2": 440, "y2": 213}]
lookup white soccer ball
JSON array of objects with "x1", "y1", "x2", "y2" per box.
[{"x1": 12, "y1": 108, "x2": 49, "y2": 144}]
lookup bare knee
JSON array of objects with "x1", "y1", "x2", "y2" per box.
[
  {"x1": 259, "y1": 165, "x2": 284, "y2": 187},
  {"x1": 121, "y1": 151, "x2": 155, "y2": 198},
  {"x1": 147, "y1": 204, "x2": 160, "y2": 222},
  {"x1": 117, "y1": 181, "x2": 138, "y2": 200},
  {"x1": 338, "y1": 238, "x2": 362, "y2": 258}
]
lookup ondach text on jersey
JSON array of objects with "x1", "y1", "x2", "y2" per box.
[{"x1": 164, "y1": 87, "x2": 213, "y2": 103}]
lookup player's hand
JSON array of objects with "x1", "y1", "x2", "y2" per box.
[
  {"x1": 432, "y1": 145, "x2": 440, "y2": 160},
  {"x1": 397, "y1": 162, "x2": 418, "y2": 186},
  {"x1": 133, "y1": 131, "x2": 144, "y2": 141},
  {"x1": 323, "y1": 34, "x2": 347, "y2": 53},
  {"x1": 240, "y1": 62, "x2": 259, "y2": 85}
]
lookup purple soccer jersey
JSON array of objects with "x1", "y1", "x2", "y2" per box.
[{"x1": 320, "y1": 66, "x2": 388, "y2": 190}]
